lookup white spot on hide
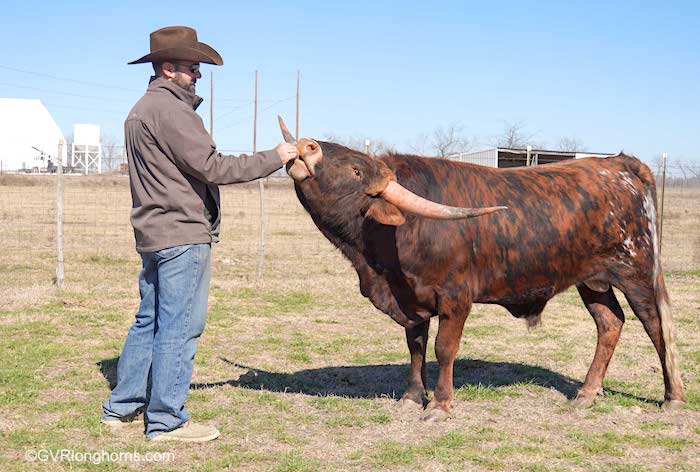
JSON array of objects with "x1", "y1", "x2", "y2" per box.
[
  {"x1": 642, "y1": 190, "x2": 659, "y2": 284},
  {"x1": 618, "y1": 171, "x2": 640, "y2": 196}
]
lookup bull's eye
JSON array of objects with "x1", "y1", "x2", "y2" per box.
[{"x1": 353, "y1": 168, "x2": 361, "y2": 178}]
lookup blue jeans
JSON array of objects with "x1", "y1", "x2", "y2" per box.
[{"x1": 102, "y1": 243, "x2": 211, "y2": 438}]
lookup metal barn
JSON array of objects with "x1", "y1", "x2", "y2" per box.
[{"x1": 448, "y1": 148, "x2": 613, "y2": 168}]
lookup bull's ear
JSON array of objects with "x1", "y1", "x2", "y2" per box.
[{"x1": 365, "y1": 199, "x2": 406, "y2": 226}]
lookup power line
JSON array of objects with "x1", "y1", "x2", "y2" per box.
[
  {"x1": 214, "y1": 103, "x2": 249, "y2": 121},
  {"x1": 0, "y1": 64, "x2": 143, "y2": 93},
  {"x1": 218, "y1": 98, "x2": 284, "y2": 103},
  {"x1": 209, "y1": 97, "x2": 299, "y2": 121},
  {"x1": 43, "y1": 102, "x2": 126, "y2": 114},
  {"x1": 218, "y1": 96, "x2": 295, "y2": 132},
  {"x1": 0, "y1": 81, "x2": 133, "y2": 102}
]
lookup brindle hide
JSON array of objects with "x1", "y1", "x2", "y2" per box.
[{"x1": 290, "y1": 142, "x2": 685, "y2": 421}]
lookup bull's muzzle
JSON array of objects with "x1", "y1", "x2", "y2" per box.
[
  {"x1": 298, "y1": 139, "x2": 322, "y2": 176},
  {"x1": 278, "y1": 116, "x2": 322, "y2": 181}
]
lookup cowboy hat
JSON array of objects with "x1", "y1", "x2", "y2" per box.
[{"x1": 128, "y1": 26, "x2": 223, "y2": 65}]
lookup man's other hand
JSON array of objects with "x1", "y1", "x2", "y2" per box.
[{"x1": 275, "y1": 142, "x2": 299, "y2": 164}]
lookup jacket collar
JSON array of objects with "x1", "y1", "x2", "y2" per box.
[{"x1": 147, "y1": 76, "x2": 203, "y2": 110}]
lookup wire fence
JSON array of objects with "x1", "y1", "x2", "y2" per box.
[
  {"x1": 0, "y1": 173, "x2": 338, "y2": 284},
  {"x1": 1, "y1": 167, "x2": 698, "y2": 287},
  {"x1": 55, "y1": 146, "x2": 281, "y2": 176}
]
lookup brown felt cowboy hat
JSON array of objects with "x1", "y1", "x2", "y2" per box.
[{"x1": 128, "y1": 26, "x2": 223, "y2": 65}]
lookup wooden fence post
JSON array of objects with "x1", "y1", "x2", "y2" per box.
[
  {"x1": 55, "y1": 140, "x2": 65, "y2": 289},
  {"x1": 254, "y1": 70, "x2": 266, "y2": 280}
]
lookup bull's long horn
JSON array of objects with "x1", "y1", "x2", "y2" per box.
[
  {"x1": 380, "y1": 181, "x2": 507, "y2": 219},
  {"x1": 278, "y1": 115, "x2": 296, "y2": 144}
]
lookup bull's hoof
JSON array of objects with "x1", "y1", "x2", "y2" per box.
[
  {"x1": 662, "y1": 399, "x2": 685, "y2": 412},
  {"x1": 570, "y1": 394, "x2": 595, "y2": 409},
  {"x1": 421, "y1": 406, "x2": 451, "y2": 423}
]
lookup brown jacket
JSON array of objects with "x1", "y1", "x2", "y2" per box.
[{"x1": 125, "y1": 77, "x2": 282, "y2": 253}]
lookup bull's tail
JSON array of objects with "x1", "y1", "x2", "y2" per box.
[
  {"x1": 654, "y1": 256, "x2": 685, "y2": 398},
  {"x1": 618, "y1": 155, "x2": 684, "y2": 403},
  {"x1": 640, "y1": 174, "x2": 685, "y2": 402}
]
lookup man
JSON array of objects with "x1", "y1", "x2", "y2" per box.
[{"x1": 101, "y1": 26, "x2": 298, "y2": 442}]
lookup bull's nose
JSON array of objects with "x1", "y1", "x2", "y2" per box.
[
  {"x1": 299, "y1": 141, "x2": 318, "y2": 157},
  {"x1": 287, "y1": 158, "x2": 311, "y2": 181}
]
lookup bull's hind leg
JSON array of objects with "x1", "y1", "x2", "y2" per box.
[
  {"x1": 572, "y1": 284, "x2": 625, "y2": 408},
  {"x1": 621, "y1": 281, "x2": 685, "y2": 410},
  {"x1": 399, "y1": 320, "x2": 430, "y2": 409}
]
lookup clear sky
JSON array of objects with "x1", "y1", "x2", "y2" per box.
[{"x1": 2, "y1": 0, "x2": 698, "y2": 167}]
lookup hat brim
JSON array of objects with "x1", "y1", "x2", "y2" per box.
[{"x1": 128, "y1": 41, "x2": 223, "y2": 65}]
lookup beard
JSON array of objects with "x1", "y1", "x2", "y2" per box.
[{"x1": 172, "y1": 72, "x2": 196, "y2": 93}]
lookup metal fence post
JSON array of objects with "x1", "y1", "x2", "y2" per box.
[
  {"x1": 55, "y1": 140, "x2": 65, "y2": 289},
  {"x1": 659, "y1": 152, "x2": 667, "y2": 250}
]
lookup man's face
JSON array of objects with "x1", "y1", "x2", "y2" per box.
[{"x1": 164, "y1": 61, "x2": 202, "y2": 93}]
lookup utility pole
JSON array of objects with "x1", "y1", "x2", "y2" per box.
[
  {"x1": 295, "y1": 70, "x2": 300, "y2": 141},
  {"x1": 253, "y1": 70, "x2": 258, "y2": 154},
  {"x1": 210, "y1": 71, "x2": 214, "y2": 138}
]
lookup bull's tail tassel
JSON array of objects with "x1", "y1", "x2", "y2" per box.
[{"x1": 655, "y1": 270, "x2": 684, "y2": 395}]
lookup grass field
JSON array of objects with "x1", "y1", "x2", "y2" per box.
[{"x1": 1, "y1": 175, "x2": 699, "y2": 471}]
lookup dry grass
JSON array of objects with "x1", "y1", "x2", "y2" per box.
[{"x1": 0, "y1": 175, "x2": 698, "y2": 471}]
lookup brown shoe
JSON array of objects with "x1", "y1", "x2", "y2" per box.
[{"x1": 149, "y1": 421, "x2": 220, "y2": 443}]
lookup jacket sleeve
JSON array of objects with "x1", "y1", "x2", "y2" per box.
[{"x1": 158, "y1": 107, "x2": 282, "y2": 185}]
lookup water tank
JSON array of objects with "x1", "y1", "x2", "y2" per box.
[{"x1": 73, "y1": 124, "x2": 101, "y2": 146}]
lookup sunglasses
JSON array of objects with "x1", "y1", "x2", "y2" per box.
[{"x1": 173, "y1": 62, "x2": 200, "y2": 74}]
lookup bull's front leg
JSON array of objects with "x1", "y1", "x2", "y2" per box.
[
  {"x1": 399, "y1": 319, "x2": 430, "y2": 410},
  {"x1": 423, "y1": 299, "x2": 471, "y2": 422}
]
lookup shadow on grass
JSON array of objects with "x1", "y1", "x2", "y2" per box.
[
  {"x1": 97, "y1": 359, "x2": 118, "y2": 390},
  {"x1": 98, "y1": 357, "x2": 659, "y2": 406}
]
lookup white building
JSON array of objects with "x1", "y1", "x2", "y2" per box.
[{"x1": 0, "y1": 98, "x2": 68, "y2": 172}]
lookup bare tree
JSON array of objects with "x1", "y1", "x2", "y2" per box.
[
  {"x1": 102, "y1": 135, "x2": 122, "y2": 172},
  {"x1": 491, "y1": 120, "x2": 541, "y2": 149},
  {"x1": 687, "y1": 162, "x2": 700, "y2": 185},
  {"x1": 430, "y1": 123, "x2": 472, "y2": 157},
  {"x1": 673, "y1": 160, "x2": 690, "y2": 194},
  {"x1": 650, "y1": 154, "x2": 665, "y2": 179},
  {"x1": 407, "y1": 133, "x2": 430, "y2": 155},
  {"x1": 408, "y1": 123, "x2": 472, "y2": 157},
  {"x1": 556, "y1": 136, "x2": 587, "y2": 152},
  {"x1": 323, "y1": 133, "x2": 393, "y2": 156}
]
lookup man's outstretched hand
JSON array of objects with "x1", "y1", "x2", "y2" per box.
[{"x1": 276, "y1": 142, "x2": 299, "y2": 165}]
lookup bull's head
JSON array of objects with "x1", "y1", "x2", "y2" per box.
[{"x1": 278, "y1": 116, "x2": 506, "y2": 227}]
